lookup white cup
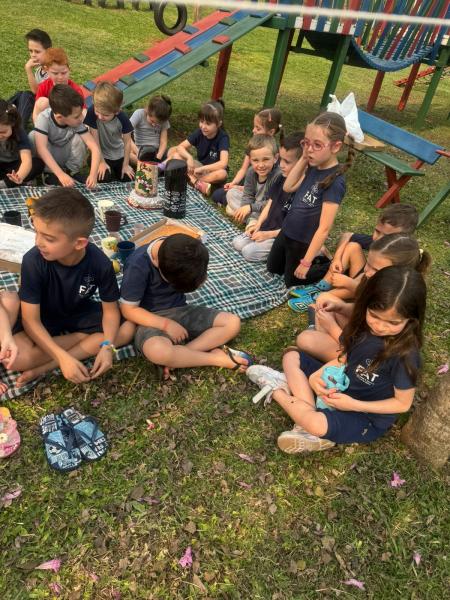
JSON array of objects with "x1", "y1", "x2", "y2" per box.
[{"x1": 98, "y1": 200, "x2": 115, "y2": 223}]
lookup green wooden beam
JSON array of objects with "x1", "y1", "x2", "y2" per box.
[
  {"x1": 320, "y1": 35, "x2": 352, "y2": 109},
  {"x1": 263, "y1": 27, "x2": 293, "y2": 108}
]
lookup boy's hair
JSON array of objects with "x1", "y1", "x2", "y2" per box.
[
  {"x1": 256, "y1": 108, "x2": 282, "y2": 136},
  {"x1": 147, "y1": 94, "x2": 172, "y2": 122},
  {"x1": 0, "y1": 99, "x2": 22, "y2": 152},
  {"x1": 280, "y1": 131, "x2": 303, "y2": 159},
  {"x1": 93, "y1": 81, "x2": 123, "y2": 114},
  {"x1": 370, "y1": 233, "x2": 431, "y2": 276},
  {"x1": 379, "y1": 203, "x2": 419, "y2": 235},
  {"x1": 341, "y1": 266, "x2": 426, "y2": 384},
  {"x1": 42, "y1": 47, "x2": 69, "y2": 69},
  {"x1": 33, "y1": 189, "x2": 95, "y2": 239},
  {"x1": 49, "y1": 84, "x2": 83, "y2": 116},
  {"x1": 198, "y1": 99, "x2": 224, "y2": 126},
  {"x1": 25, "y1": 29, "x2": 52, "y2": 49},
  {"x1": 310, "y1": 111, "x2": 355, "y2": 190},
  {"x1": 158, "y1": 234, "x2": 209, "y2": 293},
  {"x1": 246, "y1": 134, "x2": 278, "y2": 157}
]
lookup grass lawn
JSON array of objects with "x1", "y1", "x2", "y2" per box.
[{"x1": 1, "y1": 2, "x2": 449, "y2": 598}]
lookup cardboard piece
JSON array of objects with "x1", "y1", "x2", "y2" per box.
[
  {"x1": 0, "y1": 223, "x2": 35, "y2": 273},
  {"x1": 130, "y1": 218, "x2": 207, "y2": 247},
  {"x1": 347, "y1": 133, "x2": 386, "y2": 152}
]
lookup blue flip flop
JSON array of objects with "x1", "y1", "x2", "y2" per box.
[
  {"x1": 288, "y1": 296, "x2": 315, "y2": 313},
  {"x1": 39, "y1": 413, "x2": 83, "y2": 472},
  {"x1": 62, "y1": 408, "x2": 107, "y2": 462},
  {"x1": 289, "y1": 280, "x2": 332, "y2": 299},
  {"x1": 223, "y1": 345, "x2": 254, "y2": 370}
]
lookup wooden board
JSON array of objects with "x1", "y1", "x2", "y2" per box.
[
  {"x1": 130, "y1": 218, "x2": 206, "y2": 247},
  {"x1": 347, "y1": 133, "x2": 386, "y2": 152}
]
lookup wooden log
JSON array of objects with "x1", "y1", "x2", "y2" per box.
[{"x1": 401, "y1": 373, "x2": 450, "y2": 470}]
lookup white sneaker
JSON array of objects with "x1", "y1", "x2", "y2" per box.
[
  {"x1": 246, "y1": 365, "x2": 290, "y2": 405},
  {"x1": 277, "y1": 427, "x2": 336, "y2": 454}
]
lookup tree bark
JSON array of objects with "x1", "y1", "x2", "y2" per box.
[{"x1": 401, "y1": 373, "x2": 450, "y2": 470}]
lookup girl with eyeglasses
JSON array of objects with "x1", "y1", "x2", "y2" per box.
[{"x1": 267, "y1": 111, "x2": 355, "y2": 287}]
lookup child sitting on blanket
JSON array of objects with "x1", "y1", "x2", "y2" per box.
[
  {"x1": 130, "y1": 94, "x2": 172, "y2": 164},
  {"x1": 84, "y1": 81, "x2": 134, "y2": 183},
  {"x1": 30, "y1": 84, "x2": 101, "y2": 188},
  {"x1": 119, "y1": 234, "x2": 252, "y2": 377},
  {"x1": 212, "y1": 108, "x2": 283, "y2": 206},
  {"x1": 15, "y1": 188, "x2": 135, "y2": 387},
  {"x1": 0, "y1": 291, "x2": 20, "y2": 396},
  {"x1": 288, "y1": 203, "x2": 419, "y2": 311},
  {"x1": 232, "y1": 131, "x2": 303, "y2": 262},
  {"x1": 166, "y1": 99, "x2": 229, "y2": 196},
  {"x1": 227, "y1": 134, "x2": 280, "y2": 225}
]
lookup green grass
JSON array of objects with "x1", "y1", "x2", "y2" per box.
[{"x1": 1, "y1": 2, "x2": 449, "y2": 598}]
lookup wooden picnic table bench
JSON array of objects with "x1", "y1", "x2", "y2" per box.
[{"x1": 356, "y1": 109, "x2": 450, "y2": 209}]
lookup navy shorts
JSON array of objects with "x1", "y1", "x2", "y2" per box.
[
  {"x1": 12, "y1": 302, "x2": 104, "y2": 337},
  {"x1": 298, "y1": 351, "x2": 395, "y2": 444},
  {"x1": 134, "y1": 304, "x2": 221, "y2": 353}
]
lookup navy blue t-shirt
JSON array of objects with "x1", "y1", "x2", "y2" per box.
[
  {"x1": 283, "y1": 165, "x2": 346, "y2": 243},
  {"x1": 119, "y1": 243, "x2": 186, "y2": 313},
  {"x1": 260, "y1": 174, "x2": 293, "y2": 232},
  {"x1": 344, "y1": 332, "x2": 419, "y2": 429},
  {"x1": 187, "y1": 128, "x2": 230, "y2": 166},
  {"x1": 350, "y1": 233, "x2": 373, "y2": 250},
  {"x1": 19, "y1": 243, "x2": 119, "y2": 328},
  {"x1": 0, "y1": 128, "x2": 31, "y2": 162}
]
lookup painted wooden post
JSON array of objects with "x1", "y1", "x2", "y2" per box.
[
  {"x1": 263, "y1": 27, "x2": 293, "y2": 108},
  {"x1": 397, "y1": 62, "x2": 420, "y2": 111},
  {"x1": 415, "y1": 42, "x2": 450, "y2": 128},
  {"x1": 367, "y1": 70, "x2": 386, "y2": 112},
  {"x1": 212, "y1": 45, "x2": 233, "y2": 100},
  {"x1": 320, "y1": 35, "x2": 352, "y2": 109}
]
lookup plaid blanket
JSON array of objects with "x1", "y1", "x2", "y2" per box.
[{"x1": 0, "y1": 182, "x2": 288, "y2": 399}]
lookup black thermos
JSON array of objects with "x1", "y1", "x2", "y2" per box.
[{"x1": 163, "y1": 159, "x2": 187, "y2": 219}]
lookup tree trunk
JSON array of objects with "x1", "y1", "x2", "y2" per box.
[{"x1": 401, "y1": 373, "x2": 450, "y2": 470}]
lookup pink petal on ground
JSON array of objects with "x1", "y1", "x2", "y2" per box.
[
  {"x1": 111, "y1": 590, "x2": 121, "y2": 600},
  {"x1": 390, "y1": 472, "x2": 406, "y2": 488},
  {"x1": 237, "y1": 453, "x2": 255, "y2": 463},
  {"x1": 237, "y1": 481, "x2": 252, "y2": 490},
  {"x1": 146, "y1": 419, "x2": 155, "y2": 430},
  {"x1": 91, "y1": 399, "x2": 101, "y2": 407},
  {"x1": 35, "y1": 559, "x2": 61, "y2": 573},
  {"x1": 413, "y1": 551, "x2": 421, "y2": 566},
  {"x1": 437, "y1": 363, "x2": 449, "y2": 375},
  {"x1": 179, "y1": 546, "x2": 193, "y2": 568},
  {"x1": 343, "y1": 579, "x2": 365, "y2": 590},
  {"x1": 89, "y1": 572, "x2": 99, "y2": 582},
  {"x1": 48, "y1": 582, "x2": 62, "y2": 595},
  {"x1": 0, "y1": 486, "x2": 22, "y2": 506}
]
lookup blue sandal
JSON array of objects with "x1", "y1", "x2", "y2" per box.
[
  {"x1": 62, "y1": 408, "x2": 107, "y2": 462},
  {"x1": 39, "y1": 413, "x2": 83, "y2": 472},
  {"x1": 289, "y1": 280, "x2": 331, "y2": 299},
  {"x1": 288, "y1": 295, "x2": 317, "y2": 313},
  {"x1": 223, "y1": 345, "x2": 254, "y2": 370}
]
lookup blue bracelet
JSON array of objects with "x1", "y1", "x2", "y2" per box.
[{"x1": 99, "y1": 340, "x2": 117, "y2": 354}]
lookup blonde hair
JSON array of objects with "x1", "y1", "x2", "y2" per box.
[
  {"x1": 93, "y1": 81, "x2": 123, "y2": 114},
  {"x1": 246, "y1": 134, "x2": 278, "y2": 157}
]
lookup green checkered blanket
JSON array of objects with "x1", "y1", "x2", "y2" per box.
[{"x1": 0, "y1": 182, "x2": 288, "y2": 399}]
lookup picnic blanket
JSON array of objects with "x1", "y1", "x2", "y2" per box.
[{"x1": 0, "y1": 182, "x2": 288, "y2": 399}]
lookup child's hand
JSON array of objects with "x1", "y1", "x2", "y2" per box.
[
  {"x1": 90, "y1": 346, "x2": 114, "y2": 379},
  {"x1": 325, "y1": 392, "x2": 355, "y2": 411},
  {"x1": 165, "y1": 320, "x2": 188, "y2": 344},
  {"x1": 193, "y1": 166, "x2": 205, "y2": 177},
  {"x1": 97, "y1": 161, "x2": 110, "y2": 181},
  {"x1": 233, "y1": 205, "x2": 251, "y2": 224},
  {"x1": 294, "y1": 262, "x2": 310, "y2": 280},
  {"x1": 251, "y1": 230, "x2": 268, "y2": 242},
  {"x1": 25, "y1": 57, "x2": 39, "y2": 70},
  {"x1": 223, "y1": 182, "x2": 234, "y2": 191},
  {"x1": 331, "y1": 258, "x2": 343, "y2": 273},
  {"x1": 187, "y1": 160, "x2": 195, "y2": 175},
  {"x1": 315, "y1": 308, "x2": 337, "y2": 333},
  {"x1": 309, "y1": 369, "x2": 334, "y2": 398},
  {"x1": 121, "y1": 164, "x2": 135, "y2": 180},
  {"x1": 246, "y1": 223, "x2": 257, "y2": 236},
  {"x1": 59, "y1": 354, "x2": 91, "y2": 384},
  {"x1": 0, "y1": 336, "x2": 19, "y2": 370},
  {"x1": 6, "y1": 170, "x2": 24, "y2": 185},
  {"x1": 58, "y1": 172, "x2": 76, "y2": 188},
  {"x1": 330, "y1": 273, "x2": 352, "y2": 288},
  {"x1": 85, "y1": 174, "x2": 98, "y2": 190}
]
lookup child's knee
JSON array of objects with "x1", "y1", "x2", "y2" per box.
[
  {"x1": 282, "y1": 350, "x2": 300, "y2": 370},
  {"x1": 216, "y1": 312, "x2": 241, "y2": 337},
  {"x1": 142, "y1": 336, "x2": 173, "y2": 364},
  {"x1": 296, "y1": 330, "x2": 314, "y2": 351}
]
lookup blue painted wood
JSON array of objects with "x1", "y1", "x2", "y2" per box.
[
  {"x1": 358, "y1": 110, "x2": 444, "y2": 164},
  {"x1": 83, "y1": 80, "x2": 97, "y2": 91},
  {"x1": 316, "y1": 0, "x2": 331, "y2": 33},
  {"x1": 354, "y1": 0, "x2": 372, "y2": 38},
  {"x1": 182, "y1": 25, "x2": 198, "y2": 34},
  {"x1": 160, "y1": 66, "x2": 178, "y2": 77}
]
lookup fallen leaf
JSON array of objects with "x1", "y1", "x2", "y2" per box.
[
  {"x1": 237, "y1": 453, "x2": 255, "y2": 463},
  {"x1": 179, "y1": 546, "x2": 193, "y2": 568},
  {"x1": 268, "y1": 503, "x2": 277, "y2": 514},
  {"x1": 0, "y1": 486, "x2": 22, "y2": 507},
  {"x1": 390, "y1": 472, "x2": 406, "y2": 488},
  {"x1": 192, "y1": 574, "x2": 206, "y2": 594},
  {"x1": 129, "y1": 486, "x2": 145, "y2": 500},
  {"x1": 237, "y1": 481, "x2": 252, "y2": 490},
  {"x1": 181, "y1": 459, "x2": 194, "y2": 475},
  {"x1": 184, "y1": 521, "x2": 197, "y2": 534},
  {"x1": 48, "y1": 582, "x2": 62, "y2": 595},
  {"x1": 437, "y1": 363, "x2": 449, "y2": 375},
  {"x1": 35, "y1": 559, "x2": 61, "y2": 573},
  {"x1": 413, "y1": 551, "x2": 421, "y2": 566},
  {"x1": 88, "y1": 572, "x2": 99, "y2": 582},
  {"x1": 146, "y1": 419, "x2": 155, "y2": 430},
  {"x1": 343, "y1": 578, "x2": 365, "y2": 590},
  {"x1": 314, "y1": 486, "x2": 325, "y2": 497},
  {"x1": 91, "y1": 399, "x2": 101, "y2": 408},
  {"x1": 111, "y1": 590, "x2": 121, "y2": 600}
]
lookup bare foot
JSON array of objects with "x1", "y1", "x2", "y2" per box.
[
  {"x1": 15, "y1": 369, "x2": 41, "y2": 388},
  {"x1": 0, "y1": 381, "x2": 8, "y2": 395},
  {"x1": 210, "y1": 348, "x2": 249, "y2": 372}
]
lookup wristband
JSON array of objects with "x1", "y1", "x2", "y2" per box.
[
  {"x1": 300, "y1": 259, "x2": 312, "y2": 267},
  {"x1": 99, "y1": 340, "x2": 118, "y2": 354}
]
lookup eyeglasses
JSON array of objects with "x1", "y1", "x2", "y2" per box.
[{"x1": 300, "y1": 139, "x2": 330, "y2": 152}]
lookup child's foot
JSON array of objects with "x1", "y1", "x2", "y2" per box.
[
  {"x1": 15, "y1": 368, "x2": 41, "y2": 388},
  {"x1": 246, "y1": 365, "x2": 290, "y2": 405},
  {"x1": 210, "y1": 346, "x2": 251, "y2": 372},
  {"x1": 0, "y1": 381, "x2": 8, "y2": 395},
  {"x1": 194, "y1": 180, "x2": 211, "y2": 196},
  {"x1": 277, "y1": 425, "x2": 335, "y2": 454}
]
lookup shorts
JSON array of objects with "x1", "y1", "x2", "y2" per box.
[
  {"x1": 298, "y1": 351, "x2": 395, "y2": 444},
  {"x1": 12, "y1": 302, "x2": 104, "y2": 337},
  {"x1": 134, "y1": 304, "x2": 221, "y2": 353}
]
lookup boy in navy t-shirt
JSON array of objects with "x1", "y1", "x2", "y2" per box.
[
  {"x1": 120, "y1": 234, "x2": 251, "y2": 376},
  {"x1": 16, "y1": 189, "x2": 134, "y2": 386},
  {"x1": 84, "y1": 82, "x2": 135, "y2": 182}
]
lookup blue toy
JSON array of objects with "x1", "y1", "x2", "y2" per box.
[{"x1": 316, "y1": 365, "x2": 349, "y2": 411}]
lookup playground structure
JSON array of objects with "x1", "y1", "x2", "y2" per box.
[{"x1": 77, "y1": 1, "x2": 449, "y2": 129}]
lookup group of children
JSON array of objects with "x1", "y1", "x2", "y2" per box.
[{"x1": 0, "y1": 29, "x2": 433, "y2": 458}]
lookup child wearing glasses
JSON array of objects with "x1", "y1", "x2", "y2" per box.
[{"x1": 267, "y1": 112, "x2": 355, "y2": 287}]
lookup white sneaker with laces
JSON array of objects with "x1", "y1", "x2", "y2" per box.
[
  {"x1": 246, "y1": 365, "x2": 290, "y2": 405},
  {"x1": 277, "y1": 426, "x2": 336, "y2": 454}
]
